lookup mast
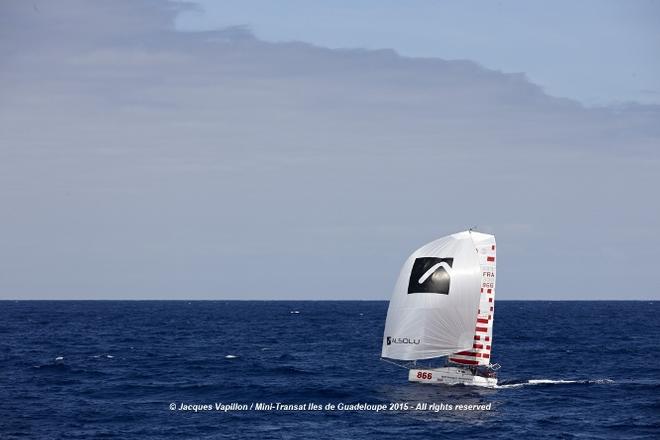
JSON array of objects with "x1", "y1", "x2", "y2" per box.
[{"x1": 449, "y1": 231, "x2": 496, "y2": 366}]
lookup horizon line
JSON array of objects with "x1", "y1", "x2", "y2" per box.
[{"x1": 0, "y1": 298, "x2": 656, "y2": 302}]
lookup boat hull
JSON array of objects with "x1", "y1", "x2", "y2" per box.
[{"x1": 408, "y1": 367, "x2": 497, "y2": 387}]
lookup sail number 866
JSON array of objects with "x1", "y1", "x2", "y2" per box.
[{"x1": 416, "y1": 371, "x2": 432, "y2": 380}]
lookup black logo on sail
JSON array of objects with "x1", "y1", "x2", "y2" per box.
[
  {"x1": 407, "y1": 257, "x2": 453, "y2": 295},
  {"x1": 386, "y1": 336, "x2": 419, "y2": 345}
]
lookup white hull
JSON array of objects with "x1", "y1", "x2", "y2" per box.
[{"x1": 409, "y1": 367, "x2": 497, "y2": 387}]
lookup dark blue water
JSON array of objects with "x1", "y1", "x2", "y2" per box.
[{"x1": 1, "y1": 301, "x2": 658, "y2": 439}]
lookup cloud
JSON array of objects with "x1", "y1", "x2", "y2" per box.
[{"x1": 1, "y1": 0, "x2": 658, "y2": 299}]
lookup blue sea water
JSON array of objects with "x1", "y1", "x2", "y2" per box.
[{"x1": 0, "y1": 301, "x2": 658, "y2": 439}]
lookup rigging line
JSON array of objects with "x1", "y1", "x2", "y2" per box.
[{"x1": 379, "y1": 357, "x2": 413, "y2": 370}]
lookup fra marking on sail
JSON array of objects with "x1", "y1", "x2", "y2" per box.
[{"x1": 482, "y1": 271, "x2": 495, "y2": 289}]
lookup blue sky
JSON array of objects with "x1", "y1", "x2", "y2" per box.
[
  {"x1": 178, "y1": 0, "x2": 660, "y2": 106},
  {"x1": 1, "y1": 0, "x2": 658, "y2": 300}
]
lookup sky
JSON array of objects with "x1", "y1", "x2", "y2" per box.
[
  {"x1": 0, "y1": 0, "x2": 659, "y2": 300},
  {"x1": 177, "y1": 0, "x2": 660, "y2": 107}
]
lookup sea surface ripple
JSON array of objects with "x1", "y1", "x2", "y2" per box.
[{"x1": 0, "y1": 301, "x2": 658, "y2": 439}]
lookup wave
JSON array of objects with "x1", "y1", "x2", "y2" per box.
[
  {"x1": 265, "y1": 365, "x2": 314, "y2": 376},
  {"x1": 495, "y1": 378, "x2": 614, "y2": 389},
  {"x1": 32, "y1": 363, "x2": 72, "y2": 372},
  {"x1": 275, "y1": 353, "x2": 299, "y2": 361}
]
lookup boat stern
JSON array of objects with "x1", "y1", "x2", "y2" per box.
[{"x1": 408, "y1": 367, "x2": 497, "y2": 387}]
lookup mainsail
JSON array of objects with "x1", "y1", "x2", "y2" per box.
[
  {"x1": 381, "y1": 231, "x2": 496, "y2": 362},
  {"x1": 448, "y1": 232, "x2": 496, "y2": 366}
]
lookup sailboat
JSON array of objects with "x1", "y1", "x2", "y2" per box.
[{"x1": 381, "y1": 230, "x2": 499, "y2": 387}]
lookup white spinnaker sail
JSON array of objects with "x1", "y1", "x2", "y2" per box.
[{"x1": 381, "y1": 231, "x2": 487, "y2": 361}]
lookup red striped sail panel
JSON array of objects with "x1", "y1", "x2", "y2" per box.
[
  {"x1": 450, "y1": 238, "x2": 496, "y2": 367},
  {"x1": 449, "y1": 358, "x2": 479, "y2": 365}
]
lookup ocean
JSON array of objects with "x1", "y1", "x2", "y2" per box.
[{"x1": 1, "y1": 301, "x2": 658, "y2": 439}]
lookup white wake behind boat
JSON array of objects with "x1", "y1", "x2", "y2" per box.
[{"x1": 381, "y1": 230, "x2": 499, "y2": 387}]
